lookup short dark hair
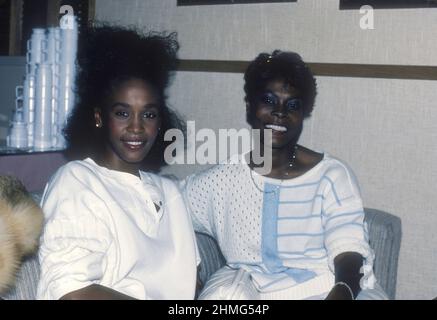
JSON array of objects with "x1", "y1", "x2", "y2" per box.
[
  {"x1": 244, "y1": 50, "x2": 317, "y2": 118},
  {"x1": 64, "y1": 24, "x2": 184, "y2": 172}
]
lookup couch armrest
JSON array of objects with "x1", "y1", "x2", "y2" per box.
[
  {"x1": 195, "y1": 232, "x2": 226, "y2": 286},
  {"x1": 364, "y1": 207, "x2": 402, "y2": 299}
]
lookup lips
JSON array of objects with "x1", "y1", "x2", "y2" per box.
[
  {"x1": 265, "y1": 124, "x2": 288, "y2": 133},
  {"x1": 125, "y1": 141, "x2": 143, "y2": 146},
  {"x1": 122, "y1": 139, "x2": 146, "y2": 150}
]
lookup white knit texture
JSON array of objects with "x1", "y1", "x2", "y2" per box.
[{"x1": 184, "y1": 154, "x2": 375, "y2": 298}]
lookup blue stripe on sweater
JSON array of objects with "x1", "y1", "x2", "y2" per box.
[
  {"x1": 321, "y1": 176, "x2": 341, "y2": 206},
  {"x1": 277, "y1": 214, "x2": 321, "y2": 220},
  {"x1": 277, "y1": 232, "x2": 325, "y2": 237},
  {"x1": 279, "y1": 194, "x2": 324, "y2": 204},
  {"x1": 280, "y1": 181, "x2": 321, "y2": 189},
  {"x1": 261, "y1": 183, "x2": 283, "y2": 273},
  {"x1": 261, "y1": 183, "x2": 318, "y2": 283},
  {"x1": 325, "y1": 222, "x2": 364, "y2": 236},
  {"x1": 323, "y1": 210, "x2": 364, "y2": 223},
  {"x1": 277, "y1": 247, "x2": 326, "y2": 255},
  {"x1": 279, "y1": 174, "x2": 340, "y2": 190}
]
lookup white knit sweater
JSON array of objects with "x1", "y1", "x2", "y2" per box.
[{"x1": 183, "y1": 153, "x2": 374, "y2": 295}]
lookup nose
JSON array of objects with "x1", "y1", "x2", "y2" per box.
[
  {"x1": 271, "y1": 103, "x2": 287, "y2": 118},
  {"x1": 127, "y1": 114, "x2": 144, "y2": 133}
]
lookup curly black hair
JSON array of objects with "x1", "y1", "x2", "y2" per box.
[
  {"x1": 244, "y1": 50, "x2": 317, "y2": 118},
  {"x1": 64, "y1": 24, "x2": 185, "y2": 172}
]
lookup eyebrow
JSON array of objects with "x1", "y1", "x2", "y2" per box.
[
  {"x1": 110, "y1": 102, "x2": 160, "y2": 110},
  {"x1": 262, "y1": 90, "x2": 301, "y2": 99},
  {"x1": 110, "y1": 102, "x2": 129, "y2": 109}
]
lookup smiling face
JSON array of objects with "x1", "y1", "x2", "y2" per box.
[
  {"x1": 94, "y1": 78, "x2": 161, "y2": 174},
  {"x1": 247, "y1": 78, "x2": 304, "y2": 150}
]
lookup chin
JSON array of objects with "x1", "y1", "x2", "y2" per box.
[
  {"x1": 120, "y1": 146, "x2": 153, "y2": 164},
  {"x1": 262, "y1": 137, "x2": 291, "y2": 149},
  {"x1": 123, "y1": 155, "x2": 148, "y2": 164},
  {"x1": 271, "y1": 144, "x2": 291, "y2": 150}
]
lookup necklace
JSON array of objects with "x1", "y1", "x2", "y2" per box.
[
  {"x1": 284, "y1": 145, "x2": 298, "y2": 176},
  {"x1": 249, "y1": 144, "x2": 299, "y2": 192}
]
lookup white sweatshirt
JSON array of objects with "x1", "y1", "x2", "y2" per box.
[{"x1": 37, "y1": 158, "x2": 198, "y2": 300}]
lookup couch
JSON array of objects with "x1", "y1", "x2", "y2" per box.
[{"x1": 1, "y1": 198, "x2": 402, "y2": 300}]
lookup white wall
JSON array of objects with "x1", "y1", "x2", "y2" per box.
[{"x1": 96, "y1": 0, "x2": 437, "y2": 299}]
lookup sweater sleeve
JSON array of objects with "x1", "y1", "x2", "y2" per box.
[
  {"x1": 321, "y1": 161, "x2": 375, "y2": 278},
  {"x1": 36, "y1": 164, "x2": 112, "y2": 300},
  {"x1": 181, "y1": 172, "x2": 214, "y2": 236}
]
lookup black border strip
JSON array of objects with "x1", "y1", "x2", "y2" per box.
[
  {"x1": 177, "y1": 0, "x2": 295, "y2": 6},
  {"x1": 339, "y1": 0, "x2": 437, "y2": 9},
  {"x1": 178, "y1": 59, "x2": 437, "y2": 80}
]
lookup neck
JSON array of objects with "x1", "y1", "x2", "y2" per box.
[
  {"x1": 270, "y1": 146, "x2": 295, "y2": 170},
  {"x1": 94, "y1": 154, "x2": 141, "y2": 177},
  {"x1": 249, "y1": 141, "x2": 298, "y2": 177}
]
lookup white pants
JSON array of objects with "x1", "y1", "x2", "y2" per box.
[{"x1": 199, "y1": 266, "x2": 389, "y2": 300}]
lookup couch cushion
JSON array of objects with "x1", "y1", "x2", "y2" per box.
[
  {"x1": 1, "y1": 253, "x2": 40, "y2": 300},
  {"x1": 2, "y1": 232, "x2": 226, "y2": 300},
  {"x1": 1, "y1": 193, "x2": 400, "y2": 300},
  {"x1": 196, "y1": 232, "x2": 226, "y2": 286}
]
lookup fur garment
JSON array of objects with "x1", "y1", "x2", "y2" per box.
[{"x1": 0, "y1": 176, "x2": 43, "y2": 294}]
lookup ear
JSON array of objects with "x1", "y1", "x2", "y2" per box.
[
  {"x1": 94, "y1": 108, "x2": 103, "y2": 128},
  {"x1": 245, "y1": 101, "x2": 253, "y2": 126}
]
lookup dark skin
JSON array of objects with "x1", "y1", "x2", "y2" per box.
[
  {"x1": 94, "y1": 79, "x2": 162, "y2": 177},
  {"x1": 62, "y1": 269, "x2": 204, "y2": 300},
  {"x1": 247, "y1": 78, "x2": 363, "y2": 300},
  {"x1": 327, "y1": 252, "x2": 363, "y2": 300},
  {"x1": 61, "y1": 78, "x2": 161, "y2": 300},
  {"x1": 61, "y1": 284, "x2": 136, "y2": 300}
]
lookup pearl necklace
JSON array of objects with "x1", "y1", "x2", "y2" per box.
[
  {"x1": 249, "y1": 145, "x2": 299, "y2": 192},
  {"x1": 284, "y1": 145, "x2": 298, "y2": 176}
]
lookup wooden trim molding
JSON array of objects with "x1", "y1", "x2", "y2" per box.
[
  {"x1": 178, "y1": 59, "x2": 437, "y2": 80},
  {"x1": 178, "y1": 0, "x2": 296, "y2": 5},
  {"x1": 8, "y1": 0, "x2": 23, "y2": 56},
  {"x1": 178, "y1": 59, "x2": 248, "y2": 73}
]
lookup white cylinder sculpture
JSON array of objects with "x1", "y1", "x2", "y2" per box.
[
  {"x1": 33, "y1": 63, "x2": 52, "y2": 150},
  {"x1": 26, "y1": 29, "x2": 46, "y2": 74},
  {"x1": 22, "y1": 74, "x2": 36, "y2": 147},
  {"x1": 56, "y1": 15, "x2": 78, "y2": 149},
  {"x1": 47, "y1": 27, "x2": 61, "y2": 147}
]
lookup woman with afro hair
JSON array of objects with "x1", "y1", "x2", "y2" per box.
[
  {"x1": 36, "y1": 25, "x2": 198, "y2": 300},
  {"x1": 183, "y1": 51, "x2": 388, "y2": 300}
]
